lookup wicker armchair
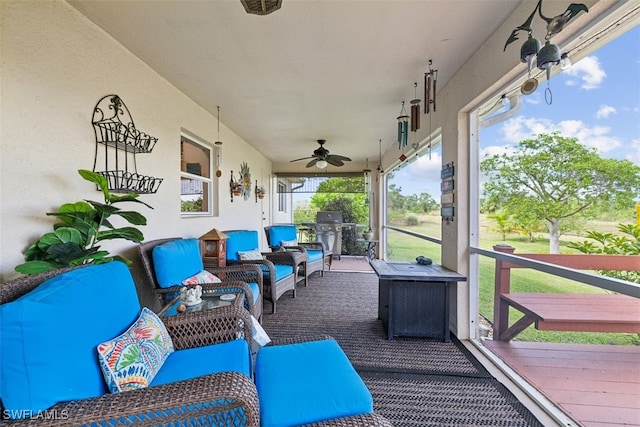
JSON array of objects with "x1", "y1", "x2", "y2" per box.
[
  {"x1": 264, "y1": 224, "x2": 333, "y2": 286},
  {"x1": 224, "y1": 230, "x2": 304, "y2": 313},
  {"x1": 139, "y1": 237, "x2": 264, "y2": 321},
  {"x1": 0, "y1": 265, "x2": 259, "y2": 426}
]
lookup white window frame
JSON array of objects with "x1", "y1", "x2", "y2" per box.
[{"x1": 180, "y1": 132, "x2": 214, "y2": 217}]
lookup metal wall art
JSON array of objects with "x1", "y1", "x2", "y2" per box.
[
  {"x1": 229, "y1": 162, "x2": 252, "y2": 202},
  {"x1": 91, "y1": 95, "x2": 162, "y2": 194}
]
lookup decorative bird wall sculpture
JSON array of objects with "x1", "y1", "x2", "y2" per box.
[{"x1": 504, "y1": 0, "x2": 588, "y2": 51}]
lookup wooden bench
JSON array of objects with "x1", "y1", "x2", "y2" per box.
[{"x1": 493, "y1": 246, "x2": 640, "y2": 341}]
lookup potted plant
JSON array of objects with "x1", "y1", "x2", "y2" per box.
[
  {"x1": 363, "y1": 227, "x2": 374, "y2": 241},
  {"x1": 15, "y1": 169, "x2": 152, "y2": 274},
  {"x1": 231, "y1": 181, "x2": 243, "y2": 196},
  {"x1": 255, "y1": 185, "x2": 266, "y2": 199}
]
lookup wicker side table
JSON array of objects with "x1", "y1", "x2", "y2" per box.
[
  {"x1": 370, "y1": 260, "x2": 467, "y2": 342},
  {"x1": 160, "y1": 292, "x2": 243, "y2": 317}
]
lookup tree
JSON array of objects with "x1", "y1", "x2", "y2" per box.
[
  {"x1": 480, "y1": 132, "x2": 640, "y2": 253},
  {"x1": 406, "y1": 192, "x2": 438, "y2": 213},
  {"x1": 487, "y1": 210, "x2": 513, "y2": 241}
]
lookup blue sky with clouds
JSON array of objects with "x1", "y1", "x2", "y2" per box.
[{"x1": 391, "y1": 25, "x2": 640, "y2": 198}]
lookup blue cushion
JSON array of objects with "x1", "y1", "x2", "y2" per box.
[
  {"x1": 151, "y1": 339, "x2": 251, "y2": 385},
  {"x1": 225, "y1": 230, "x2": 260, "y2": 262},
  {"x1": 261, "y1": 264, "x2": 293, "y2": 281},
  {"x1": 152, "y1": 239, "x2": 204, "y2": 288},
  {"x1": 248, "y1": 282, "x2": 260, "y2": 304},
  {"x1": 306, "y1": 249, "x2": 324, "y2": 263},
  {"x1": 268, "y1": 226, "x2": 297, "y2": 247},
  {"x1": 0, "y1": 262, "x2": 141, "y2": 419},
  {"x1": 256, "y1": 339, "x2": 373, "y2": 427}
]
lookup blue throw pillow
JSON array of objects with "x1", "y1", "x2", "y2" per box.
[{"x1": 152, "y1": 239, "x2": 204, "y2": 288}]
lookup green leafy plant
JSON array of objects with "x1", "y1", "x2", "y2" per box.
[
  {"x1": 15, "y1": 169, "x2": 152, "y2": 274},
  {"x1": 567, "y1": 223, "x2": 640, "y2": 283}
]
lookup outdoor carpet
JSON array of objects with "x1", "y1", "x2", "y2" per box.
[{"x1": 261, "y1": 271, "x2": 543, "y2": 427}]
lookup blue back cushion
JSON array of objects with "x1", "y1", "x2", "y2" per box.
[
  {"x1": 152, "y1": 238, "x2": 204, "y2": 288},
  {"x1": 225, "y1": 230, "x2": 259, "y2": 262},
  {"x1": 267, "y1": 226, "x2": 297, "y2": 247},
  {"x1": 0, "y1": 262, "x2": 141, "y2": 418}
]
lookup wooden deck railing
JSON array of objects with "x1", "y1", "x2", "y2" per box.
[{"x1": 492, "y1": 245, "x2": 640, "y2": 341}]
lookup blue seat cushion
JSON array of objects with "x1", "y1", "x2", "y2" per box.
[
  {"x1": 152, "y1": 238, "x2": 204, "y2": 288},
  {"x1": 306, "y1": 249, "x2": 324, "y2": 263},
  {"x1": 0, "y1": 262, "x2": 141, "y2": 418},
  {"x1": 151, "y1": 339, "x2": 251, "y2": 385},
  {"x1": 225, "y1": 230, "x2": 260, "y2": 262},
  {"x1": 267, "y1": 226, "x2": 297, "y2": 248},
  {"x1": 256, "y1": 339, "x2": 373, "y2": 427},
  {"x1": 248, "y1": 282, "x2": 260, "y2": 304},
  {"x1": 261, "y1": 264, "x2": 293, "y2": 281}
]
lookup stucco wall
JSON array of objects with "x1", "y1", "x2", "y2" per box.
[{"x1": 0, "y1": 1, "x2": 272, "y2": 281}]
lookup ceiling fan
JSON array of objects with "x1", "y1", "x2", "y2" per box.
[{"x1": 290, "y1": 139, "x2": 352, "y2": 169}]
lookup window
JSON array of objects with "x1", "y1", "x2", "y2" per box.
[
  {"x1": 385, "y1": 138, "x2": 442, "y2": 262},
  {"x1": 278, "y1": 181, "x2": 286, "y2": 212},
  {"x1": 180, "y1": 134, "x2": 213, "y2": 215}
]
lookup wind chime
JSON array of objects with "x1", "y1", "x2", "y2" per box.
[
  {"x1": 424, "y1": 59, "x2": 437, "y2": 114},
  {"x1": 410, "y1": 82, "x2": 421, "y2": 132},
  {"x1": 396, "y1": 101, "x2": 409, "y2": 150},
  {"x1": 376, "y1": 139, "x2": 384, "y2": 177}
]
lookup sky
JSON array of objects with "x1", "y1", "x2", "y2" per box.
[{"x1": 391, "y1": 24, "x2": 640, "y2": 199}]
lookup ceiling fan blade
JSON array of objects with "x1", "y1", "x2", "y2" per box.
[
  {"x1": 305, "y1": 159, "x2": 318, "y2": 168},
  {"x1": 325, "y1": 157, "x2": 344, "y2": 167},
  {"x1": 328, "y1": 154, "x2": 351, "y2": 162},
  {"x1": 290, "y1": 155, "x2": 316, "y2": 162}
]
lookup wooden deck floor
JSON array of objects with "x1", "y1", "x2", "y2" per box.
[{"x1": 484, "y1": 340, "x2": 640, "y2": 427}]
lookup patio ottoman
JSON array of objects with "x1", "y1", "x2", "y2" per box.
[{"x1": 255, "y1": 338, "x2": 373, "y2": 427}]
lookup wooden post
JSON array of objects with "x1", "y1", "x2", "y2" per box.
[{"x1": 493, "y1": 244, "x2": 515, "y2": 341}]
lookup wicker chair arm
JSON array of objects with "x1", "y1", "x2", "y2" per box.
[
  {"x1": 268, "y1": 334, "x2": 334, "y2": 346},
  {"x1": 162, "y1": 304, "x2": 253, "y2": 350},
  {"x1": 1, "y1": 372, "x2": 260, "y2": 427},
  {"x1": 235, "y1": 258, "x2": 277, "y2": 284},
  {"x1": 299, "y1": 241, "x2": 328, "y2": 253},
  {"x1": 301, "y1": 413, "x2": 394, "y2": 427},
  {"x1": 264, "y1": 250, "x2": 305, "y2": 267},
  {"x1": 205, "y1": 264, "x2": 264, "y2": 299}
]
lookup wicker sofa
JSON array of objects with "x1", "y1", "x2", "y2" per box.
[
  {"x1": 0, "y1": 262, "x2": 258, "y2": 425},
  {"x1": 0, "y1": 261, "x2": 392, "y2": 427}
]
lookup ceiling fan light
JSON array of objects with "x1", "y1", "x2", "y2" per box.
[{"x1": 316, "y1": 160, "x2": 328, "y2": 169}]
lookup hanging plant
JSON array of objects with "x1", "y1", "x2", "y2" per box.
[{"x1": 15, "y1": 169, "x2": 152, "y2": 274}]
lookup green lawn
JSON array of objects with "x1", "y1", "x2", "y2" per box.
[{"x1": 386, "y1": 213, "x2": 639, "y2": 346}]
